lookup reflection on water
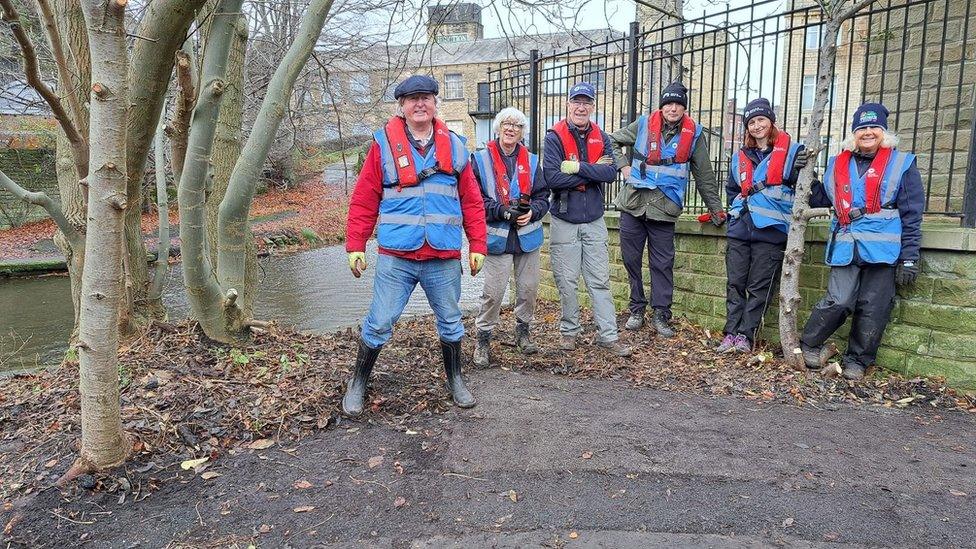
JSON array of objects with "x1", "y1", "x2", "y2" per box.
[{"x1": 0, "y1": 242, "x2": 492, "y2": 372}]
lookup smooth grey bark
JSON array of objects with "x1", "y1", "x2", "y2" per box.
[
  {"x1": 178, "y1": 0, "x2": 247, "y2": 343},
  {"x1": 151, "y1": 122, "x2": 171, "y2": 300},
  {"x1": 76, "y1": 0, "x2": 129, "y2": 471},
  {"x1": 779, "y1": 0, "x2": 875, "y2": 368},
  {"x1": 122, "y1": 0, "x2": 208, "y2": 329},
  {"x1": 215, "y1": 0, "x2": 336, "y2": 303}
]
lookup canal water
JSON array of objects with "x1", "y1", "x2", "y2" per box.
[{"x1": 0, "y1": 242, "x2": 493, "y2": 372}]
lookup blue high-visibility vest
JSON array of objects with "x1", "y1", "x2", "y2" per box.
[
  {"x1": 374, "y1": 127, "x2": 469, "y2": 252},
  {"x1": 822, "y1": 149, "x2": 915, "y2": 266},
  {"x1": 626, "y1": 113, "x2": 703, "y2": 208},
  {"x1": 471, "y1": 147, "x2": 543, "y2": 255},
  {"x1": 728, "y1": 142, "x2": 803, "y2": 233}
]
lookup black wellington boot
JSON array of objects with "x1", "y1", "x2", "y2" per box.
[
  {"x1": 441, "y1": 339, "x2": 476, "y2": 408},
  {"x1": 341, "y1": 340, "x2": 381, "y2": 417}
]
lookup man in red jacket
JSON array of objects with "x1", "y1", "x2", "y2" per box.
[{"x1": 343, "y1": 75, "x2": 488, "y2": 417}]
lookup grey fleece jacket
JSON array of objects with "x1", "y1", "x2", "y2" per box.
[{"x1": 609, "y1": 117, "x2": 723, "y2": 222}]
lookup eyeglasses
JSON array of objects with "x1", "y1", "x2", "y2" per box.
[
  {"x1": 570, "y1": 99, "x2": 595, "y2": 108},
  {"x1": 501, "y1": 122, "x2": 524, "y2": 130}
]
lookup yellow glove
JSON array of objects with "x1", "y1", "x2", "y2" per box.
[
  {"x1": 560, "y1": 160, "x2": 580, "y2": 174},
  {"x1": 469, "y1": 252, "x2": 485, "y2": 276},
  {"x1": 594, "y1": 155, "x2": 615, "y2": 165},
  {"x1": 348, "y1": 251, "x2": 367, "y2": 278}
]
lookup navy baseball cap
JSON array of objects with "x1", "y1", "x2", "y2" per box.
[
  {"x1": 568, "y1": 82, "x2": 596, "y2": 101},
  {"x1": 394, "y1": 75, "x2": 439, "y2": 100}
]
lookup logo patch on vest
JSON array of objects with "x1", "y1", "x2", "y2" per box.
[
  {"x1": 397, "y1": 155, "x2": 410, "y2": 168},
  {"x1": 649, "y1": 142, "x2": 657, "y2": 151}
]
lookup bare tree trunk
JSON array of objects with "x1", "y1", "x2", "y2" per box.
[
  {"x1": 151, "y1": 122, "x2": 170, "y2": 300},
  {"x1": 121, "y1": 0, "x2": 208, "y2": 330},
  {"x1": 779, "y1": 0, "x2": 874, "y2": 368},
  {"x1": 205, "y1": 15, "x2": 256, "y2": 318},
  {"x1": 76, "y1": 0, "x2": 129, "y2": 471},
  {"x1": 169, "y1": 42, "x2": 197, "y2": 184},
  {"x1": 51, "y1": 0, "x2": 90, "y2": 340},
  {"x1": 216, "y1": 0, "x2": 335, "y2": 302},
  {"x1": 179, "y1": 0, "x2": 247, "y2": 343}
]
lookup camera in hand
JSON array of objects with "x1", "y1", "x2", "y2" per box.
[{"x1": 505, "y1": 196, "x2": 531, "y2": 223}]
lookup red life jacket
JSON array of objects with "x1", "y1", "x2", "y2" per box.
[
  {"x1": 486, "y1": 140, "x2": 532, "y2": 202},
  {"x1": 832, "y1": 146, "x2": 893, "y2": 225},
  {"x1": 552, "y1": 119, "x2": 605, "y2": 191},
  {"x1": 646, "y1": 111, "x2": 696, "y2": 165},
  {"x1": 383, "y1": 116, "x2": 454, "y2": 188},
  {"x1": 738, "y1": 131, "x2": 792, "y2": 197},
  {"x1": 552, "y1": 119, "x2": 605, "y2": 162}
]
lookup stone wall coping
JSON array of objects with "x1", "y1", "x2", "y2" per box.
[{"x1": 543, "y1": 212, "x2": 976, "y2": 253}]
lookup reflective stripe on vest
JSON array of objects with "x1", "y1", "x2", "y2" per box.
[
  {"x1": 472, "y1": 147, "x2": 543, "y2": 254},
  {"x1": 374, "y1": 125, "x2": 469, "y2": 251},
  {"x1": 728, "y1": 142, "x2": 802, "y2": 233},
  {"x1": 822, "y1": 149, "x2": 914, "y2": 266},
  {"x1": 627, "y1": 113, "x2": 702, "y2": 208}
]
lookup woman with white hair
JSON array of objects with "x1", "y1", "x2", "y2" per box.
[
  {"x1": 469, "y1": 107, "x2": 550, "y2": 367},
  {"x1": 800, "y1": 102, "x2": 924, "y2": 380}
]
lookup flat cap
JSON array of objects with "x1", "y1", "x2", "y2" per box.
[{"x1": 394, "y1": 75, "x2": 439, "y2": 99}]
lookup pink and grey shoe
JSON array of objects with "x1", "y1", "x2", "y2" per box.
[
  {"x1": 732, "y1": 334, "x2": 752, "y2": 353},
  {"x1": 715, "y1": 334, "x2": 737, "y2": 353}
]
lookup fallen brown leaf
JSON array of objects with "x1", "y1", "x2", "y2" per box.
[
  {"x1": 293, "y1": 505, "x2": 315, "y2": 513},
  {"x1": 249, "y1": 439, "x2": 275, "y2": 450}
]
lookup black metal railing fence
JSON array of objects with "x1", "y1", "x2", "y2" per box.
[{"x1": 486, "y1": 0, "x2": 976, "y2": 226}]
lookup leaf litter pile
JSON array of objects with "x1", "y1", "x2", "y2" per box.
[{"x1": 1, "y1": 300, "x2": 973, "y2": 508}]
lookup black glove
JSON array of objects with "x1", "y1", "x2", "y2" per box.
[
  {"x1": 710, "y1": 210, "x2": 727, "y2": 227},
  {"x1": 794, "y1": 149, "x2": 809, "y2": 170},
  {"x1": 895, "y1": 260, "x2": 919, "y2": 286}
]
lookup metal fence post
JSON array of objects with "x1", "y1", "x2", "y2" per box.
[
  {"x1": 964, "y1": 90, "x2": 976, "y2": 228},
  {"x1": 529, "y1": 49, "x2": 540, "y2": 153},
  {"x1": 627, "y1": 21, "x2": 640, "y2": 124}
]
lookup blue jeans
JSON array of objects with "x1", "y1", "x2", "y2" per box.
[{"x1": 361, "y1": 254, "x2": 463, "y2": 348}]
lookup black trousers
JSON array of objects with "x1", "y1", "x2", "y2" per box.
[
  {"x1": 619, "y1": 212, "x2": 675, "y2": 316},
  {"x1": 723, "y1": 238, "x2": 785, "y2": 342},
  {"x1": 800, "y1": 263, "x2": 897, "y2": 368}
]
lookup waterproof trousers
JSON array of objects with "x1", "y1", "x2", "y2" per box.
[
  {"x1": 800, "y1": 263, "x2": 897, "y2": 368},
  {"x1": 549, "y1": 216, "x2": 620, "y2": 343},
  {"x1": 619, "y1": 212, "x2": 675, "y2": 317},
  {"x1": 475, "y1": 249, "x2": 541, "y2": 333},
  {"x1": 723, "y1": 238, "x2": 785, "y2": 343}
]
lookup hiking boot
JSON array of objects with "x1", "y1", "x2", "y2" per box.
[
  {"x1": 625, "y1": 313, "x2": 644, "y2": 331},
  {"x1": 473, "y1": 330, "x2": 491, "y2": 367},
  {"x1": 842, "y1": 362, "x2": 866, "y2": 380},
  {"x1": 651, "y1": 309, "x2": 675, "y2": 338},
  {"x1": 732, "y1": 334, "x2": 752, "y2": 353},
  {"x1": 559, "y1": 334, "x2": 577, "y2": 351},
  {"x1": 441, "y1": 339, "x2": 475, "y2": 408},
  {"x1": 715, "y1": 334, "x2": 737, "y2": 353},
  {"x1": 341, "y1": 340, "x2": 381, "y2": 417},
  {"x1": 515, "y1": 321, "x2": 540, "y2": 355},
  {"x1": 597, "y1": 339, "x2": 633, "y2": 357},
  {"x1": 800, "y1": 343, "x2": 833, "y2": 370}
]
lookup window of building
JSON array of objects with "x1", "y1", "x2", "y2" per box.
[
  {"x1": 324, "y1": 76, "x2": 342, "y2": 105},
  {"x1": 581, "y1": 61, "x2": 606, "y2": 92},
  {"x1": 544, "y1": 61, "x2": 568, "y2": 96},
  {"x1": 805, "y1": 25, "x2": 821, "y2": 50},
  {"x1": 382, "y1": 77, "x2": 397, "y2": 102},
  {"x1": 444, "y1": 73, "x2": 464, "y2": 100},
  {"x1": 801, "y1": 75, "x2": 815, "y2": 110},
  {"x1": 349, "y1": 72, "x2": 370, "y2": 104},
  {"x1": 445, "y1": 119, "x2": 464, "y2": 134}
]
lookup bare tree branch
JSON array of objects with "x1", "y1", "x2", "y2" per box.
[
  {"x1": 0, "y1": 168, "x2": 83, "y2": 249},
  {"x1": 0, "y1": 0, "x2": 89, "y2": 177},
  {"x1": 34, "y1": 0, "x2": 87, "y2": 131}
]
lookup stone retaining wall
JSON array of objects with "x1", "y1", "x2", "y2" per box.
[
  {"x1": 0, "y1": 148, "x2": 59, "y2": 229},
  {"x1": 538, "y1": 212, "x2": 976, "y2": 389}
]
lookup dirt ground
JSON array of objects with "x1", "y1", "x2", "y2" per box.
[{"x1": 2, "y1": 303, "x2": 974, "y2": 548}]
